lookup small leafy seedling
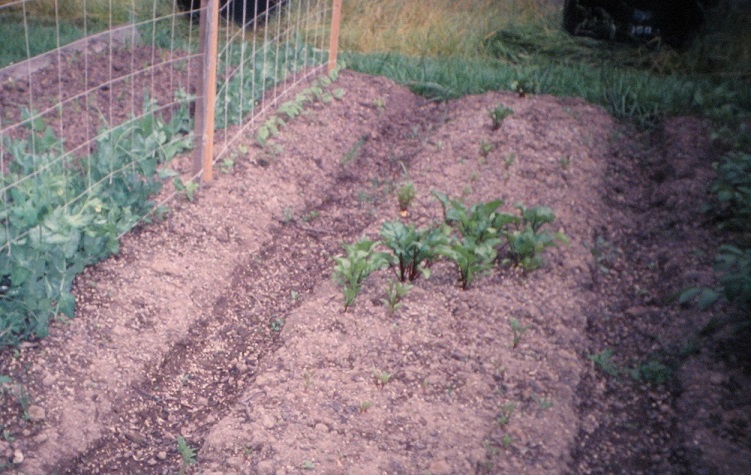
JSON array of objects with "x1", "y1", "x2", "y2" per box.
[
  {"x1": 497, "y1": 403, "x2": 516, "y2": 426},
  {"x1": 177, "y1": 435, "x2": 196, "y2": 473},
  {"x1": 332, "y1": 239, "x2": 391, "y2": 311},
  {"x1": 359, "y1": 400, "x2": 373, "y2": 413},
  {"x1": 396, "y1": 182, "x2": 416, "y2": 216},
  {"x1": 220, "y1": 157, "x2": 235, "y2": 173},
  {"x1": 269, "y1": 316, "x2": 285, "y2": 332},
  {"x1": 509, "y1": 318, "x2": 528, "y2": 349},
  {"x1": 341, "y1": 135, "x2": 368, "y2": 164},
  {"x1": 373, "y1": 368, "x2": 393, "y2": 386},
  {"x1": 381, "y1": 279, "x2": 413, "y2": 314},
  {"x1": 489, "y1": 103, "x2": 514, "y2": 130},
  {"x1": 480, "y1": 141, "x2": 494, "y2": 157},
  {"x1": 589, "y1": 348, "x2": 621, "y2": 377},
  {"x1": 302, "y1": 460, "x2": 315, "y2": 470},
  {"x1": 173, "y1": 177, "x2": 199, "y2": 202}
]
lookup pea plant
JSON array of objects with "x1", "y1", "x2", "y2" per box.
[
  {"x1": 0, "y1": 96, "x2": 192, "y2": 348},
  {"x1": 332, "y1": 239, "x2": 391, "y2": 311},
  {"x1": 256, "y1": 65, "x2": 346, "y2": 146}
]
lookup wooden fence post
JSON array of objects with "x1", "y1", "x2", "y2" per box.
[
  {"x1": 328, "y1": 0, "x2": 342, "y2": 74},
  {"x1": 193, "y1": 0, "x2": 220, "y2": 182}
]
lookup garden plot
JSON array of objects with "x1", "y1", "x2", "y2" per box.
[{"x1": 1, "y1": 69, "x2": 747, "y2": 474}]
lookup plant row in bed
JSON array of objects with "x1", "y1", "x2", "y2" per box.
[
  {"x1": 332, "y1": 190, "x2": 567, "y2": 312},
  {"x1": 0, "y1": 97, "x2": 192, "y2": 348}
]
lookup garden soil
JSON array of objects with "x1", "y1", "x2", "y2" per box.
[{"x1": 1, "y1": 48, "x2": 750, "y2": 474}]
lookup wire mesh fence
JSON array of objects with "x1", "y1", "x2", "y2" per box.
[{"x1": 0, "y1": 0, "x2": 339, "y2": 347}]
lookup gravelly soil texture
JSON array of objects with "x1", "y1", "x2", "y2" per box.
[{"x1": 1, "y1": 50, "x2": 749, "y2": 475}]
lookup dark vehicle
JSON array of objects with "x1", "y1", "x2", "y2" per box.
[
  {"x1": 562, "y1": 0, "x2": 710, "y2": 47},
  {"x1": 176, "y1": 0, "x2": 285, "y2": 26}
]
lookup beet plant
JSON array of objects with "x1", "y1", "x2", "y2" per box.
[
  {"x1": 432, "y1": 190, "x2": 516, "y2": 244},
  {"x1": 501, "y1": 204, "x2": 567, "y2": 271},
  {"x1": 332, "y1": 239, "x2": 391, "y2": 311},
  {"x1": 439, "y1": 235, "x2": 500, "y2": 290},
  {"x1": 380, "y1": 220, "x2": 445, "y2": 282}
]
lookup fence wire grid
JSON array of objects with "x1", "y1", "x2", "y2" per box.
[{"x1": 0, "y1": 0, "x2": 337, "y2": 346}]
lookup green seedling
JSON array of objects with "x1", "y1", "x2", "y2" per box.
[
  {"x1": 559, "y1": 156, "x2": 571, "y2": 170},
  {"x1": 332, "y1": 239, "x2": 391, "y2": 311},
  {"x1": 480, "y1": 141, "x2": 494, "y2": 157},
  {"x1": 372, "y1": 368, "x2": 393, "y2": 386},
  {"x1": 396, "y1": 182, "x2": 416, "y2": 216},
  {"x1": 220, "y1": 157, "x2": 235, "y2": 173},
  {"x1": 497, "y1": 403, "x2": 516, "y2": 426},
  {"x1": 177, "y1": 435, "x2": 196, "y2": 473},
  {"x1": 501, "y1": 434, "x2": 513, "y2": 447},
  {"x1": 489, "y1": 103, "x2": 514, "y2": 130},
  {"x1": 269, "y1": 317, "x2": 285, "y2": 332},
  {"x1": 509, "y1": 318, "x2": 528, "y2": 349},
  {"x1": 503, "y1": 154, "x2": 515, "y2": 169},
  {"x1": 303, "y1": 369, "x2": 314, "y2": 389},
  {"x1": 302, "y1": 460, "x2": 315, "y2": 470},
  {"x1": 532, "y1": 394, "x2": 554, "y2": 410},
  {"x1": 630, "y1": 360, "x2": 672, "y2": 385},
  {"x1": 381, "y1": 279, "x2": 413, "y2": 314},
  {"x1": 589, "y1": 348, "x2": 621, "y2": 377},
  {"x1": 173, "y1": 177, "x2": 199, "y2": 202},
  {"x1": 341, "y1": 135, "x2": 368, "y2": 164},
  {"x1": 302, "y1": 210, "x2": 320, "y2": 223},
  {"x1": 359, "y1": 400, "x2": 373, "y2": 413},
  {"x1": 380, "y1": 221, "x2": 445, "y2": 282}
]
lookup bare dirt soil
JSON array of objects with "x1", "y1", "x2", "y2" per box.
[{"x1": 1, "y1": 48, "x2": 750, "y2": 475}]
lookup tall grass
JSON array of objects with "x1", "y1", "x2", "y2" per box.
[{"x1": 339, "y1": 0, "x2": 559, "y2": 58}]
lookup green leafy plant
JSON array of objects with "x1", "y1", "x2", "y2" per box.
[
  {"x1": 269, "y1": 316, "x2": 285, "y2": 332},
  {"x1": 708, "y1": 151, "x2": 751, "y2": 234},
  {"x1": 480, "y1": 141, "x2": 494, "y2": 157},
  {"x1": 500, "y1": 204, "x2": 567, "y2": 271},
  {"x1": 341, "y1": 135, "x2": 368, "y2": 164},
  {"x1": 396, "y1": 182, "x2": 416, "y2": 216},
  {"x1": 509, "y1": 318, "x2": 528, "y2": 349},
  {"x1": 588, "y1": 348, "x2": 621, "y2": 377},
  {"x1": 439, "y1": 235, "x2": 499, "y2": 290},
  {"x1": 172, "y1": 177, "x2": 199, "y2": 202},
  {"x1": 381, "y1": 279, "x2": 413, "y2": 314},
  {"x1": 432, "y1": 191, "x2": 515, "y2": 244},
  {"x1": 302, "y1": 460, "x2": 315, "y2": 470},
  {"x1": 0, "y1": 97, "x2": 192, "y2": 348},
  {"x1": 489, "y1": 103, "x2": 514, "y2": 130},
  {"x1": 496, "y1": 403, "x2": 516, "y2": 426},
  {"x1": 682, "y1": 245, "x2": 751, "y2": 336},
  {"x1": 432, "y1": 192, "x2": 512, "y2": 288},
  {"x1": 380, "y1": 221, "x2": 445, "y2": 282},
  {"x1": 372, "y1": 368, "x2": 393, "y2": 386},
  {"x1": 332, "y1": 239, "x2": 391, "y2": 311},
  {"x1": 358, "y1": 400, "x2": 373, "y2": 413},
  {"x1": 630, "y1": 360, "x2": 672, "y2": 385},
  {"x1": 177, "y1": 435, "x2": 196, "y2": 473}
]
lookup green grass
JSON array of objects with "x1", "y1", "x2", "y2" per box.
[{"x1": 0, "y1": 14, "x2": 89, "y2": 68}]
